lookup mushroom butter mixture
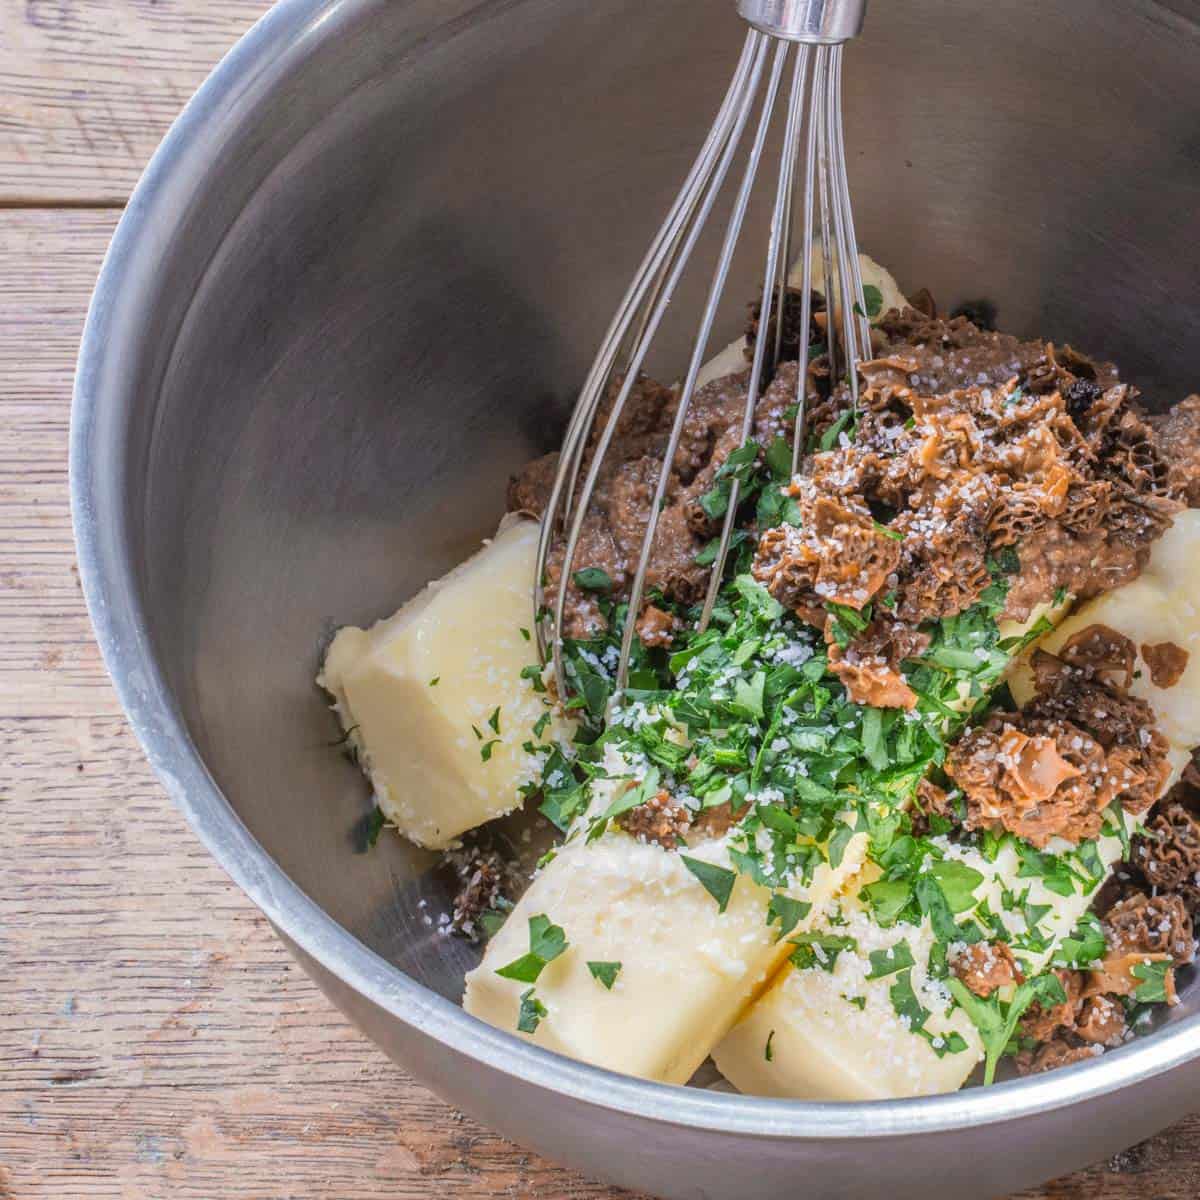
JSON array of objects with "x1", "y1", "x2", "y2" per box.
[{"x1": 322, "y1": 273, "x2": 1200, "y2": 1097}]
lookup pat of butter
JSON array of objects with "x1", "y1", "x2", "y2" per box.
[
  {"x1": 318, "y1": 518, "x2": 571, "y2": 849},
  {"x1": 463, "y1": 828, "x2": 865, "y2": 1085},
  {"x1": 463, "y1": 745, "x2": 868, "y2": 1084},
  {"x1": 713, "y1": 898, "x2": 983, "y2": 1101}
]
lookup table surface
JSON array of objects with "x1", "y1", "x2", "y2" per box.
[{"x1": 1, "y1": 3, "x2": 1198, "y2": 1197}]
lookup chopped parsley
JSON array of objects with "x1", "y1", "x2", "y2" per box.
[
  {"x1": 767, "y1": 893, "x2": 812, "y2": 939},
  {"x1": 495, "y1": 914, "x2": 569, "y2": 984},
  {"x1": 572, "y1": 567, "x2": 613, "y2": 593},
  {"x1": 364, "y1": 805, "x2": 387, "y2": 849},
  {"x1": 1131, "y1": 960, "x2": 1173, "y2": 1004},
  {"x1": 517, "y1": 988, "x2": 548, "y2": 1033},
  {"x1": 866, "y1": 939, "x2": 915, "y2": 980},
  {"x1": 1053, "y1": 912, "x2": 1107, "y2": 969},
  {"x1": 789, "y1": 932, "x2": 857, "y2": 972},
  {"x1": 681, "y1": 856, "x2": 737, "y2": 914},
  {"x1": 587, "y1": 961, "x2": 622, "y2": 990},
  {"x1": 520, "y1": 663, "x2": 548, "y2": 693},
  {"x1": 948, "y1": 973, "x2": 1067, "y2": 1085}
]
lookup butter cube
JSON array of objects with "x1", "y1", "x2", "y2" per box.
[{"x1": 318, "y1": 518, "x2": 570, "y2": 849}]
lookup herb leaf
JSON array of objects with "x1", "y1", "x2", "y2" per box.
[
  {"x1": 572, "y1": 567, "x2": 613, "y2": 593},
  {"x1": 364, "y1": 805, "x2": 387, "y2": 849},
  {"x1": 1131, "y1": 959, "x2": 1173, "y2": 1003},
  {"x1": 680, "y1": 856, "x2": 737, "y2": 914},
  {"x1": 867, "y1": 939, "x2": 915, "y2": 980},
  {"x1": 587, "y1": 961, "x2": 622, "y2": 990},
  {"x1": 517, "y1": 988, "x2": 548, "y2": 1033},
  {"x1": 767, "y1": 893, "x2": 811, "y2": 939},
  {"x1": 789, "y1": 932, "x2": 857, "y2": 972},
  {"x1": 496, "y1": 914, "x2": 569, "y2": 983}
]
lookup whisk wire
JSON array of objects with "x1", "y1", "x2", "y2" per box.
[
  {"x1": 698, "y1": 41, "x2": 811, "y2": 635},
  {"x1": 534, "y1": 30, "x2": 763, "y2": 680},
  {"x1": 615, "y1": 35, "x2": 785, "y2": 682},
  {"x1": 537, "y1": 7, "x2": 869, "y2": 702}
]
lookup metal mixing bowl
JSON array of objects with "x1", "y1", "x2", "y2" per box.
[{"x1": 70, "y1": 1, "x2": 1200, "y2": 1195}]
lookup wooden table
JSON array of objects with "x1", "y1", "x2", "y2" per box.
[{"x1": 1, "y1": 4, "x2": 1197, "y2": 1197}]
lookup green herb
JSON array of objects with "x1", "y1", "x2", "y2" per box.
[
  {"x1": 860, "y1": 707, "x2": 890, "y2": 772},
  {"x1": 681, "y1": 856, "x2": 737, "y2": 914},
  {"x1": 867, "y1": 939, "x2": 915, "y2": 980},
  {"x1": 517, "y1": 988, "x2": 548, "y2": 1034},
  {"x1": 862, "y1": 284, "x2": 884, "y2": 318},
  {"x1": 888, "y1": 969, "x2": 931, "y2": 1031},
  {"x1": 765, "y1": 437, "x2": 794, "y2": 481},
  {"x1": 789, "y1": 932, "x2": 857, "y2": 972},
  {"x1": 520, "y1": 627, "x2": 531, "y2": 641},
  {"x1": 1131, "y1": 960, "x2": 1173, "y2": 1003},
  {"x1": 520, "y1": 663, "x2": 547, "y2": 693},
  {"x1": 532, "y1": 711, "x2": 551, "y2": 739},
  {"x1": 915, "y1": 875, "x2": 967, "y2": 943},
  {"x1": 1054, "y1": 912, "x2": 1107, "y2": 969},
  {"x1": 589, "y1": 767, "x2": 662, "y2": 841},
  {"x1": 765, "y1": 1029, "x2": 776, "y2": 1061},
  {"x1": 732, "y1": 671, "x2": 766, "y2": 721},
  {"x1": 847, "y1": 995, "x2": 867, "y2": 1011},
  {"x1": 828, "y1": 821, "x2": 858, "y2": 870},
  {"x1": 572, "y1": 567, "x2": 613, "y2": 593},
  {"x1": 480, "y1": 738, "x2": 501, "y2": 762},
  {"x1": 873, "y1": 520, "x2": 903, "y2": 542},
  {"x1": 365, "y1": 805, "x2": 386, "y2": 849},
  {"x1": 948, "y1": 973, "x2": 1066, "y2": 1085},
  {"x1": 927, "y1": 1031, "x2": 970, "y2": 1058},
  {"x1": 488, "y1": 706, "x2": 502, "y2": 734},
  {"x1": 587, "y1": 961, "x2": 622, "y2": 990},
  {"x1": 538, "y1": 749, "x2": 589, "y2": 831},
  {"x1": 826, "y1": 600, "x2": 870, "y2": 649},
  {"x1": 930, "y1": 859, "x2": 985, "y2": 912},
  {"x1": 429, "y1": 676, "x2": 440, "y2": 687},
  {"x1": 818, "y1": 408, "x2": 856, "y2": 452},
  {"x1": 862, "y1": 878, "x2": 912, "y2": 927},
  {"x1": 994, "y1": 546, "x2": 1020, "y2": 575},
  {"x1": 495, "y1": 914, "x2": 569, "y2": 984},
  {"x1": 767, "y1": 893, "x2": 812, "y2": 939},
  {"x1": 1102, "y1": 800, "x2": 1131, "y2": 858}
]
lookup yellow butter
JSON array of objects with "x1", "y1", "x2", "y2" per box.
[{"x1": 318, "y1": 518, "x2": 571, "y2": 850}]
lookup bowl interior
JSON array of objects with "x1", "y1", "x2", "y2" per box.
[{"x1": 108, "y1": 0, "x2": 1200, "y2": 1023}]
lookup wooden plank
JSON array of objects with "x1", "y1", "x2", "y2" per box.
[
  {"x1": 0, "y1": 208, "x2": 1196, "y2": 1200},
  {"x1": 0, "y1": 1, "x2": 269, "y2": 203}
]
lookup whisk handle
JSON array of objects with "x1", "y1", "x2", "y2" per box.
[{"x1": 737, "y1": 0, "x2": 866, "y2": 43}]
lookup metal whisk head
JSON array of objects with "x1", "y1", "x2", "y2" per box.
[{"x1": 535, "y1": 0, "x2": 871, "y2": 699}]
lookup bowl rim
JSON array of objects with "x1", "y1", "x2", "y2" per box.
[{"x1": 70, "y1": 0, "x2": 1200, "y2": 1142}]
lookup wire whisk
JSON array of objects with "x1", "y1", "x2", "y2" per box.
[{"x1": 535, "y1": 0, "x2": 871, "y2": 700}]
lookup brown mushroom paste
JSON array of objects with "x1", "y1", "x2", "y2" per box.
[{"x1": 512, "y1": 295, "x2": 1188, "y2": 666}]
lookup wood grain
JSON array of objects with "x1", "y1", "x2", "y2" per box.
[
  {"x1": 0, "y1": 0, "x2": 268, "y2": 204},
  {"x1": 0, "y1": 10, "x2": 1198, "y2": 1198}
]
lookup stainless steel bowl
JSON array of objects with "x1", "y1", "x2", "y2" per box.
[{"x1": 71, "y1": 1, "x2": 1200, "y2": 1195}]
